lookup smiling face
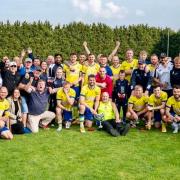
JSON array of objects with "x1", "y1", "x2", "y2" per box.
[
  {"x1": 173, "y1": 87, "x2": 180, "y2": 100},
  {"x1": 56, "y1": 68, "x2": 63, "y2": 78},
  {"x1": 154, "y1": 87, "x2": 161, "y2": 98},
  {"x1": 101, "y1": 92, "x2": 109, "y2": 103},
  {"x1": 70, "y1": 54, "x2": 77, "y2": 63},
  {"x1": 112, "y1": 56, "x2": 119, "y2": 66},
  {"x1": 13, "y1": 89, "x2": 20, "y2": 99},
  {"x1": 134, "y1": 86, "x2": 143, "y2": 98},
  {"x1": 41, "y1": 61, "x2": 48, "y2": 71},
  {"x1": 126, "y1": 50, "x2": 133, "y2": 60},
  {"x1": 0, "y1": 87, "x2": 8, "y2": 99}
]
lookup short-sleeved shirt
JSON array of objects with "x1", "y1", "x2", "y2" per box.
[
  {"x1": 120, "y1": 59, "x2": 138, "y2": 82},
  {"x1": 166, "y1": 96, "x2": 180, "y2": 115},
  {"x1": 80, "y1": 85, "x2": 101, "y2": 108},
  {"x1": 148, "y1": 91, "x2": 167, "y2": 108},
  {"x1": 156, "y1": 63, "x2": 173, "y2": 90},
  {"x1": 82, "y1": 63, "x2": 100, "y2": 85},
  {"x1": 0, "y1": 99, "x2": 10, "y2": 117},
  {"x1": 128, "y1": 95, "x2": 148, "y2": 112},
  {"x1": 110, "y1": 65, "x2": 121, "y2": 83},
  {"x1": 28, "y1": 89, "x2": 50, "y2": 115},
  {"x1": 56, "y1": 88, "x2": 76, "y2": 111},
  {"x1": 63, "y1": 62, "x2": 82, "y2": 86}
]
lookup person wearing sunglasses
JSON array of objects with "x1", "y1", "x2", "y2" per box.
[{"x1": 1, "y1": 61, "x2": 21, "y2": 96}]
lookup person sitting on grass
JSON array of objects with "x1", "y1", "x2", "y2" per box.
[
  {"x1": 126, "y1": 85, "x2": 149, "y2": 128},
  {"x1": 147, "y1": 85, "x2": 167, "y2": 130},
  {"x1": 162, "y1": 85, "x2": 180, "y2": 133},
  {"x1": 56, "y1": 81, "x2": 76, "y2": 132},
  {"x1": 97, "y1": 92, "x2": 130, "y2": 137},
  {"x1": 0, "y1": 86, "x2": 13, "y2": 140},
  {"x1": 79, "y1": 74, "x2": 101, "y2": 133},
  {"x1": 26, "y1": 79, "x2": 55, "y2": 133},
  {"x1": 7, "y1": 88, "x2": 29, "y2": 134}
]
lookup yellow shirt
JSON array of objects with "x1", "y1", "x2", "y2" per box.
[
  {"x1": 110, "y1": 65, "x2": 121, "y2": 84},
  {"x1": 166, "y1": 96, "x2": 180, "y2": 115},
  {"x1": 148, "y1": 91, "x2": 167, "y2": 108},
  {"x1": 63, "y1": 62, "x2": 82, "y2": 86},
  {"x1": 80, "y1": 85, "x2": 101, "y2": 108},
  {"x1": 56, "y1": 88, "x2": 76, "y2": 111},
  {"x1": 0, "y1": 99, "x2": 10, "y2": 117},
  {"x1": 128, "y1": 95, "x2": 148, "y2": 112},
  {"x1": 82, "y1": 63, "x2": 100, "y2": 85},
  {"x1": 98, "y1": 101, "x2": 115, "y2": 121},
  {"x1": 120, "y1": 59, "x2": 138, "y2": 82}
]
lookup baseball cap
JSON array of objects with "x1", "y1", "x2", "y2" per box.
[
  {"x1": 9, "y1": 61, "x2": 17, "y2": 67},
  {"x1": 25, "y1": 58, "x2": 32, "y2": 63},
  {"x1": 138, "y1": 59, "x2": 145, "y2": 64},
  {"x1": 160, "y1": 53, "x2": 167, "y2": 58}
]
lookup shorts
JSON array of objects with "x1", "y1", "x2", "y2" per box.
[
  {"x1": 0, "y1": 126, "x2": 9, "y2": 135},
  {"x1": 63, "y1": 110, "x2": 72, "y2": 121},
  {"x1": 72, "y1": 86, "x2": 80, "y2": 100},
  {"x1": 84, "y1": 107, "x2": 94, "y2": 121},
  {"x1": 170, "y1": 111, "x2": 176, "y2": 117},
  {"x1": 154, "y1": 111, "x2": 162, "y2": 122}
]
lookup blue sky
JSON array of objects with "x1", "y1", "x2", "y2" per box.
[{"x1": 0, "y1": 0, "x2": 179, "y2": 30}]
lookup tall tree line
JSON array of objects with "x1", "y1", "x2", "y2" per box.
[{"x1": 0, "y1": 21, "x2": 179, "y2": 60}]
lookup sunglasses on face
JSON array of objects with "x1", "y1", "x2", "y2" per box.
[{"x1": 10, "y1": 65, "x2": 17, "y2": 68}]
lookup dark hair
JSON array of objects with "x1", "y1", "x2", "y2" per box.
[
  {"x1": 173, "y1": 85, "x2": 180, "y2": 89},
  {"x1": 88, "y1": 74, "x2": 96, "y2": 79},
  {"x1": 70, "y1": 52, "x2": 77, "y2": 56},
  {"x1": 119, "y1": 70, "x2": 125, "y2": 74},
  {"x1": 55, "y1": 53, "x2": 63, "y2": 58},
  {"x1": 100, "y1": 54, "x2": 107, "y2": 58},
  {"x1": 153, "y1": 85, "x2": 161, "y2": 89}
]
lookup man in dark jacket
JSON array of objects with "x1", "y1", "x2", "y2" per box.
[
  {"x1": 130, "y1": 59, "x2": 152, "y2": 95},
  {"x1": 170, "y1": 56, "x2": 180, "y2": 87}
]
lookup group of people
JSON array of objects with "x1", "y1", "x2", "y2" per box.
[{"x1": 0, "y1": 41, "x2": 180, "y2": 140}]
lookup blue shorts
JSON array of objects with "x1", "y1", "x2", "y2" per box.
[
  {"x1": 21, "y1": 96, "x2": 28, "y2": 113},
  {"x1": 63, "y1": 110, "x2": 72, "y2": 121},
  {"x1": 72, "y1": 86, "x2": 80, "y2": 100},
  {"x1": 0, "y1": 126, "x2": 9, "y2": 135},
  {"x1": 84, "y1": 108, "x2": 94, "y2": 121},
  {"x1": 170, "y1": 111, "x2": 176, "y2": 117},
  {"x1": 154, "y1": 111, "x2": 161, "y2": 122}
]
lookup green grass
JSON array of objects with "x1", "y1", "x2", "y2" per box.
[{"x1": 0, "y1": 125, "x2": 180, "y2": 180}]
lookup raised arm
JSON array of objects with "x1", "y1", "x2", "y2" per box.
[{"x1": 108, "y1": 41, "x2": 120, "y2": 62}]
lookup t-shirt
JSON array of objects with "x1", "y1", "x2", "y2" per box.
[
  {"x1": 0, "y1": 99, "x2": 10, "y2": 117},
  {"x1": 80, "y1": 85, "x2": 101, "y2": 108},
  {"x1": 110, "y1": 65, "x2": 121, "y2": 83},
  {"x1": 96, "y1": 74, "x2": 113, "y2": 98},
  {"x1": 82, "y1": 63, "x2": 100, "y2": 85},
  {"x1": 128, "y1": 95, "x2": 148, "y2": 112},
  {"x1": 120, "y1": 59, "x2": 138, "y2": 82},
  {"x1": 148, "y1": 91, "x2": 167, "y2": 108},
  {"x1": 63, "y1": 62, "x2": 82, "y2": 86},
  {"x1": 166, "y1": 96, "x2": 180, "y2": 115},
  {"x1": 156, "y1": 63, "x2": 173, "y2": 90},
  {"x1": 56, "y1": 88, "x2": 76, "y2": 111}
]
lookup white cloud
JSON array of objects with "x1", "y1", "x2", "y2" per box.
[
  {"x1": 135, "y1": 9, "x2": 145, "y2": 17},
  {"x1": 72, "y1": 0, "x2": 128, "y2": 19}
]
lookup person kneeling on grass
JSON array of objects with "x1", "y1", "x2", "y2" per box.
[
  {"x1": 56, "y1": 81, "x2": 76, "y2": 132},
  {"x1": 126, "y1": 85, "x2": 149, "y2": 128},
  {"x1": 147, "y1": 85, "x2": 167, "y2": 130},
  {"x1": 162, "y1": 85, "x2": 180, "y2": 133},
  {"x1": 96, "y1": 92, "x2": 130, "y2": 137},
  {"x1": 26, "y1": 79, "x2": 55, "y2": 133},
  {"x1": 0, "y1": 86, "x2": 13, "y2": 140},
  {"x1": 79, "y1": 74, "x2": 101, "y2": 133}
]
